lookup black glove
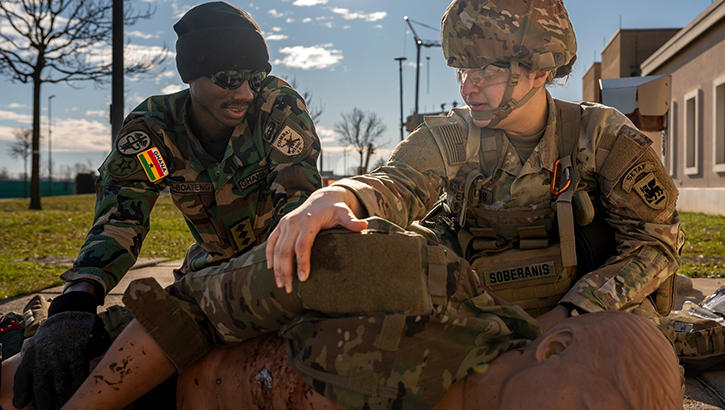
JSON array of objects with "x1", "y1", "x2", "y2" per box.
[{"x1": 13, "y1": 292, "x2": 111, "y2": 410}]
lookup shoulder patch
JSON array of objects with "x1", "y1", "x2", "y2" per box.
[
  {"x1": 632, "y1": 172, "x2": 669, "y2": 210},
  {"x1": 271, "y1": 125, "x2": 305, "y2": 157},
  {"x1": 116, "y1": 130, "x2": 151, "y2": 156},
  {"x1": 607, "y1": 149, "x2": 677, "y2": 221},
  {"x1": 137, "y1": 147, "x2": 169, "y2": 183},
  {"x1": 622, "y1": 162, "x2": 657, "y2": 192},
  {"x1": 106, "y1": 154, "x2": 142, "y2": 179},
  {"x1": 263, "y1": 118, "x2": 281, "y2": 143}
]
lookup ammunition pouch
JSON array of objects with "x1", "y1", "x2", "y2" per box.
[{"x1": 299, "y1": 217, "x2": 483, "y2": 316}]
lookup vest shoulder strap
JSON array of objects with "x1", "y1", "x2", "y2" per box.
[
  {"x1": 424, "y1": 110, "x2": 469, "y2": 180},
  {"x1": 553, "y1": 99, "x2": 583, "y2": 268}
]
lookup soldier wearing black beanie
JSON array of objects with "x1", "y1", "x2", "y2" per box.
[
  {"x1": 174, "y1": 1, "x2": 272, "y2": 82},
  {"x1": 10, "y1": 2, "x2": 322, "y2": 410}
]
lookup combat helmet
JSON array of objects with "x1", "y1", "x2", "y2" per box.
[{"x1": 442, "y1": 0, "x2": 577, "y2": 126}]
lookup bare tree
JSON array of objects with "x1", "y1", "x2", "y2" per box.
[
  {"x1": 0, "y1": 0, "x2": 168, "y2": 210},
  {"x1": 0, "y1": 167, "x2": 10, "y2": 181},
  {"x1": 374, "y1": 157, "x2": 387, "y2": 169},
  {"x1": 8, "y1": 127, "x2": 33, "y2": 197},
  {"x1": 335, "y1": 108, "x2": 387, "y2": 174}
]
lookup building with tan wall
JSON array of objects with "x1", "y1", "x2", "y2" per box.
[{"x1": 640, "y1": 1, "x2": 725, "y2": 216}]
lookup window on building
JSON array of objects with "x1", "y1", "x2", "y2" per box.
[
  {"x1": 684, "y1": 90, "x2": 699, "y2": 175},
  {"x1": 715, "y1": 78, "x2": 725, "y2": 173}
]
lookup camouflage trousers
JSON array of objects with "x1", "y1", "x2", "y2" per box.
[{"x1": 122, "y1": 217, "x2": 509, "y2": 372}]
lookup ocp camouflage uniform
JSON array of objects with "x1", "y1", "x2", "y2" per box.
[
  {"x1": 61, "y1": 75, "x2": 322, "y2": 299},
  {"x1": 123, "y1": 218, "x2": 541, "y2": 410},
  {"x1": 333, "y1": 93, "x2": 684, "y2": 319}
]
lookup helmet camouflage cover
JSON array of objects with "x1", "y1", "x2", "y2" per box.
[{"x1": 442, "y1": 0, "x2": 577, "y2": 72}]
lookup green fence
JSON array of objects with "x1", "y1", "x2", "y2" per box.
[{"x1": 0, "y1": 180, "x2": 75, "y2": 199}]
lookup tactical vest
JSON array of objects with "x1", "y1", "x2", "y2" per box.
[{"x1": 424, "y1": 100, "x2": 590, "y2": 317}]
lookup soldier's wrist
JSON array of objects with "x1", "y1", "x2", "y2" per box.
[
  {"x1": 48, "y1": 292, "x2": 98, "y2": 316},
  {"x1": 561, "y1": 302, "x2": 585, "y2": 317}
]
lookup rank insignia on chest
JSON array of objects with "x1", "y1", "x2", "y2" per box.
[
  {"x1": 272, "y1": 125, "x2": 305, "y2": 157},
  {"x1": 117, "y1": 130, "x2": 151, "y2": 156},
  {"x1": 231, "y1": 219, "x2": 256, "y2": 253},
  {"x1": 137, "y1": 147, "x2": 169, "y2": 183}
]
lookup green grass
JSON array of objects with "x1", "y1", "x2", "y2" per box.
[
  {"x1": 0, "y1": 197, "x2": 723, "y2": 300},
  {"x1": 0, "y1": 194, "x2": 190, "y2": 300},
  {"x1": 679, "y1": 212, "x2": 725, "y2": 278}
]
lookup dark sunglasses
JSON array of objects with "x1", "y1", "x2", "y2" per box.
[{"x1": 206, "y1": 70, "x2": 268, "y2": 91}]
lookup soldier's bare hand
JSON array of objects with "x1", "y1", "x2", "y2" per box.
[{"x1": 266, "y1": 186, "x2": 368, "y2": 293}]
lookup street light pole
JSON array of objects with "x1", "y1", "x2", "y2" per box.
[
  {"x1": 394, "y1": 56, "x2": 407, "y2": 141},
  {"x1": 48, "y1": 94, "x2": 56, "y2": 196}
]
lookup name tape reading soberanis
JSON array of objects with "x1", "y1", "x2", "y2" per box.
[{"x1": 483, "y1": 261, "x2": 557, "y2": 286}]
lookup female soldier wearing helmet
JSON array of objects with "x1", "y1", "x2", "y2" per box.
[{"x1": 268, "y1": 0, "x2": 684, "y2": 332}]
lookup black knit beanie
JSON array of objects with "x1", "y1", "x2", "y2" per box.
[{"x1": 174, "y1": 1, "x2": 271, "y2": 83}]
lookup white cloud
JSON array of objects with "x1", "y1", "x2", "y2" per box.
[
  {"x1": 315, "y1": 125, "x2": 336, "y2": 143},
  {"x1": 51, "y1": 118, "x2": 111, "y2": 152},
  {"x1": 331, "y1": 8, "x2": 387, "y2": 22},
  {"x1": 286, "y1": 17, "x2": 295, "y2": 23},
  {"x1": 316, "y1": 16, "x2": 332, "y2": 21},
  {"x1": 7, "y1": 103, "x2": 26, "y2": 109},
  {"x1": 0, "y1": 125, "x2": 19, "y2": 142},
  {"x1": 375, "y1": 25, "x2": 383, "y2": 29},
  {"x1": 268, "y1": 9, "x2": 284, "y2": 18},
  {"x1": 272, "y1": 27, "x2": 282, "y2": 32},
  {"x1": 273, "y1": 45, "x2": 343, "y2": 70},
  {"x1": 161, "y1": 84, "x2": 185, "y2": 95},
  {"x1": 266, "y1": 34, "x2": 289, "y2": 41},
  {"x1": 321, "y1": 22, "x2": 334, "y2": 28},
  {"x1": 127, "y1": 30, "x2": 157, "y2": 40},
  {"x1": 1, "y1": 117, "x2": 113, "y2": 151},
  {"x1": 293, "y1": 0, "x2": 327, "y2": 6},
  {"x1": 85, "y1": 110, "x2": 106, "y2": 118},
  {"x1": 171, "y1": 3, "x2": 191, "y2": 19},
  {"x1": 83, "y1": 43, "x2": 169, "y2": 70},
  {"x1": 302, "y1": 18, "x2": 312, "y2": 23},
  {"x1": 0, "y1": 110, "x2": 32, "y2": 124},
  {"x1": 343, "y1": 25, "x2": 351, "y2": 30}
]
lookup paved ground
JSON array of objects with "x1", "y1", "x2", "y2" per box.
[{"x1": 2, "y1": 262, "x2": 725, "y2": 409}]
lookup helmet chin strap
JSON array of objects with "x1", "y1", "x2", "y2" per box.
[{"x1": 470, "y1": 60, "x2": 543, "y2": 128}]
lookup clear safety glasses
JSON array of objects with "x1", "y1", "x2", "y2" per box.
[{"x1": 455, "y1": 62, "x2": 511, "y2": 88}]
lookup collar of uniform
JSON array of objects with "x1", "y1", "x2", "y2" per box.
[
  {"x1": 181, "y1": 96, "x2": 215, "y2": 172},
  {"x1": 505, "y1": 93, "x2": 558, "y2": 182},
  {"x1": 534, "y1": 92, "x2": 559, "y2": 173}
]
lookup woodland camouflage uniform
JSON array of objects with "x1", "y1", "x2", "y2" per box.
[{"x1": 61, "y1": 75, "x2": 322, "y2": 299}]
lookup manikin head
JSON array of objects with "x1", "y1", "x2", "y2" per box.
[{"x1": 457, "y1": 310, "x2": 683, "y2": 410}]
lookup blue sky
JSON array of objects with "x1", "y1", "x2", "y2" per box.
[{"x1": 0, "y1": 0, "x2": 716, "y2": 178}]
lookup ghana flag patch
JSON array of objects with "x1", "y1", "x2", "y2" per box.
[{"x1": 137, "y1": 147, "x2": 169, "y2": 182}]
